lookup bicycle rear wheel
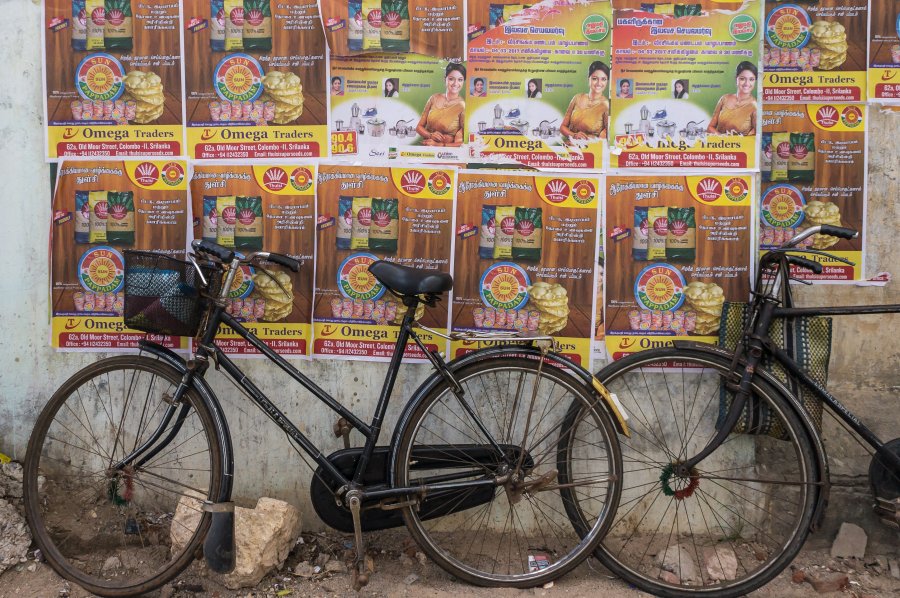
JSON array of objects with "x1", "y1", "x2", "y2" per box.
[
  {"x1": 593, "y1": 348, "x2": 820, "y2": 598},
  {"x1": 24, "y1": 356, "x2": 222, "y2": 597},
  {"x1": 393, "y1": 357, "x2": 622, "y2": 587}
]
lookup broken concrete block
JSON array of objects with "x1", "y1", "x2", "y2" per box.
[
  {"x1": 830, "y1": 522, "x2": 867, "y2": 559},
  {"x1": 0, "y1": 498, "x2": 32, "y2": 574},
  {"x1": 703, "y1": 545, "x2": 738, "y2": 581},
  {"x1": 655, "y1": 544, "x2": 698, "y2": 582}
]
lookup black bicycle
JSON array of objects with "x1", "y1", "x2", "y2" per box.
[
  {"x1": 24, "y1": 239, "x2": 625, "y2": 597},
  {"x1": 589, "y1": 224, "x2": 900, "y2": 597}
]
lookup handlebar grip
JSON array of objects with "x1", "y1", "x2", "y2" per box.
[
  {"x1": 819, "y1": 225, "x2": 858, "y2": 239},
  {"x1": 192, "y1": 239, "x2": 235, "y2": 262},
  {"x1": 786, "y1": 255, "x2": 823, "y2": 274},
  {"x1": 265, "y1": 253, "x2": 300, "y2": 272}
]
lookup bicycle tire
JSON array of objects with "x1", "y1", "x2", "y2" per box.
[
  {"x1": 24, "y1": 356, "x2": 223, "y2": 597},
  {"x1": 393, "y1": 357, "x2": 622, "y2": 587},
  {"x1": 590, "y1": 347, "x2": 820, "y2": 598}
]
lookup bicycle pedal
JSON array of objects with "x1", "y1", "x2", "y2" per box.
[{"x1": 873, "y1": 496, "x2": 899, "y2": 529}]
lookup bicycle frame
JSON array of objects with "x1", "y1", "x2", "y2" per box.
[
  {"x1": 117, "y1": 262, "x2": 533, "y2": 510},
  {"x1": 678, "y1": 251, "x2": 900, "y2": 477}
]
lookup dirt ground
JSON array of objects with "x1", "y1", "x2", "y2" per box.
[{"x1": 1, "y1": 530, "x2": 898, "y2": 598}]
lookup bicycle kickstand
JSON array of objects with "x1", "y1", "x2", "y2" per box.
[{"x1": 346, "y1": 490, "x2": 370, "y2": 590}]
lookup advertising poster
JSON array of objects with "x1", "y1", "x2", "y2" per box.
[
  {"x1": 329, "y1": 54, "x2": 467, "y2": 163},
  {"x1": 609, "y1": 0, "x2": 761, "y2": 169},
  {"x1": 760, "y1": 104, "x2": 866, "y2": 281},
  {"x1": 467, "y1": 0, "x2": 534, "y2": 38},
  {"x1": 50, "y1": 159, "x2": 190, "y2": 350},
  {"x1": 451, "y1": 171, "x2": 601, "y2": 366},
  {"x1": 43, "y1": 1, "x2": 183, "y2": 158},
  {"x1": 189, "y1": 164, "x2": 316, "y2": 356},
  {"x1": 467, "y1": 1, "x2": 612, "y2": 169},
  {"x1": 868, "y1": 0, "x2": 900, "y2": 102},
  {"x1": 313, "y1": 164, "x2": 456, "y2": 360},
  {"x1": 604, "y1": 175, "x2": 753, "y2": 359},
  {"x1": 319, "y1": 0, "x2": 464, "y2": 61},
  {"x1": 762, "y1": 0, "x2": 868, "y2": 103},
  {"x1": 182, "y1": 0, "x2": 327, "y2": 159}
]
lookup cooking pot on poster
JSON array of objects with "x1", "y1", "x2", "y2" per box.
[
  {"x1": 367, "y1": 118, "x2": 386, "y2": 137},
  {"x1": 509, "y1": 119, "x2": 529, "y2": 134},
  {"x1": 656, "y1": 120, "x2": 677, "y2": 138}
]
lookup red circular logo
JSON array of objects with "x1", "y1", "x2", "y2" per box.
[
  {"x1": 373, "y1": 210, "x2": 392, "y2": 227},
  {"x1": 263, "y1": 167, "x2": 288, "y2": 192},
  {"x1": 669, "y1": 218, "x2": 687, "y2": 236},
  {"x1": 792, "y1": 144, "x2": 808, "y2": 159},
  {"x1": 653, "y1": 217, "x2": 668, "y2": 235},
  {"x1": 357, "y1": 207, "x2": 372, "y2": 226},
  {"x1": 91, "y1": 7, "x2": 105, "y2": 25},
  {"x1": 133, "y1": 162, "x2": 160, "y2": 186},
  {"x1": 384, "y1": 10, "x2": 401, "y2": 27},
  {"x1": 109, "y1": 202, "x2": 127, "y2": 221},
  {"x1": 229, "y1": 7, "x2": 244, "y2": 25},
  {"x1": 367, "y1": 9, "x2": 382, "y2": 26},
  {"x1": 400, "y1": 170, "x2": 425, "y2": 194},
  {"x1": 500, "y1": 215, "x2": 516, "y2": 235},
  {"x1": 724, "y1": 177, "x2": 749, "y2": 202},
  {"x1": 428, "y1": 171, "x2": 452, "y2": 195},
  {"x1": 695, "y1": 177, "x2": 722, "y2": 201},
  {"x1": 815, "y1": 105, "x2": 839, "y2": 128},
  {"x1": 572, "y1": 180, "x2": 596, "y2": 204},
  {"x1": 841, "y1": 106, "x2": 862, "y2": 128},
  {"x1": 290, "y1": 167, "x2": 313, "y2": 191},
  {"x1": 246, "y1": 7, "x2": 264, "y2": 25},
  {"x1": 106, "y1": 9, "x2": 124, "y2": 25},
  {"x1": 776, "y1": 141, "x2": 792, "y2": 159},
  {"x1": 543, "y1": 178, "x2": 570, "y2": 203},
  {"x1": 516, "y1": 219, "x2": 534, "y2": 237},
  {"x1": 222, "y1": 205, "x2": 237, "y2": 225},
  {"x1": 161, "y1": 162, "x2": 184, "y2": 186},
  {"x1": 238, "y1": 209, "x2": 256, "y2": 225},
  {"x1": 94, "y1": 199, "x2": 108, "y2": 219}
]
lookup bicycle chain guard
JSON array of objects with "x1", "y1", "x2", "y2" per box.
[{"x1": 870, "y1": 438, "x2": 900, "y2": 500}]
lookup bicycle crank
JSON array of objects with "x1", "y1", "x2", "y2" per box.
[{"x1": 346, "y1": 490, "x2": 370, "y2": 591}]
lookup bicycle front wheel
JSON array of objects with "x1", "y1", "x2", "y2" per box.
[
  {"x1": 594, "y1": 348, "x2": 820, "y2": 598},
  {"x1": 393, "y1": 357, "x2": 622, "y2": 587},
  {"x1": 24, "y1": 356, "x2": 222, "y2": 597}
]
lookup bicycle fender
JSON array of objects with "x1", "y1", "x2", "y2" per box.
[
  {"x1": 442, "y1": 345, "x2": 630, "y2": 437},
  {"x1": 672, "y1": 340, "x2": 831, "y2": 531},
  {"x1": 138, "y1": 341, "x2": 235, "y2": 503},
  {"x1": 388, "y1": 344, "x2": 629, "y2": 483}
]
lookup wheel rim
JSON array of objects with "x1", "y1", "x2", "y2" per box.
[
  {"x1": 398, "y1": 362, "x2": 619, "y2": 584},
  {"x1": 596, "y1": 353, "x2": 816, "y2": 595},
  {"x1": 26, "y1": 359, "x2": 218, "y2": 593}
]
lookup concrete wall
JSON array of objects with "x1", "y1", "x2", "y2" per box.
[{"x1": 1, "y1": 1, "x2": 898, "y2": 547}]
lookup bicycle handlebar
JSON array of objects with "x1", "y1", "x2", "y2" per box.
[
  {"x1": 191, "y1": 239, "x2": 301, "y2": 272},
  {"x1": 785, "y1": 255, "x2": 823, "y2": 275}
]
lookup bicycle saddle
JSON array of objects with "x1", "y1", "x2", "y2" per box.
[{"x1": 368, "y1": 261, "x2": 453, "y2": 296}]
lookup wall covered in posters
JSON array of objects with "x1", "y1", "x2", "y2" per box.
[
  {"x1": 604, "y1": 175, "x2": 753, "y2": 359},
  {"x1": 43, "y1": 0, "x2": 183, "y2": 158},
  {"x1": 50, "y1": 159, "x2": 190, "y2": 350},
  {"x1": 609, "y1": 0, "x2": 761, "y2": 169},
  {"x1": 188, "y1": 163, "x2": 317, "y2": 355},
  {"x1": 182, "y1": 0, "x2": 328, "y2": 159},
  {"x1": 452, "y1": 171, "x2": 601, "y2": 366},
  {"x1": 313, "y1": 164, "x2": 456, "y2": 360},
  {"x1": 760, "y1": 104, "x2": 867, "y2": 281},
  {"x1": 38, "y1": 0, "x2": 881, "y2": 358}
]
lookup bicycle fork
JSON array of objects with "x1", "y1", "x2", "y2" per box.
[{"x1": 674, "y1": 307, "x2": 773, "y2": 478}]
